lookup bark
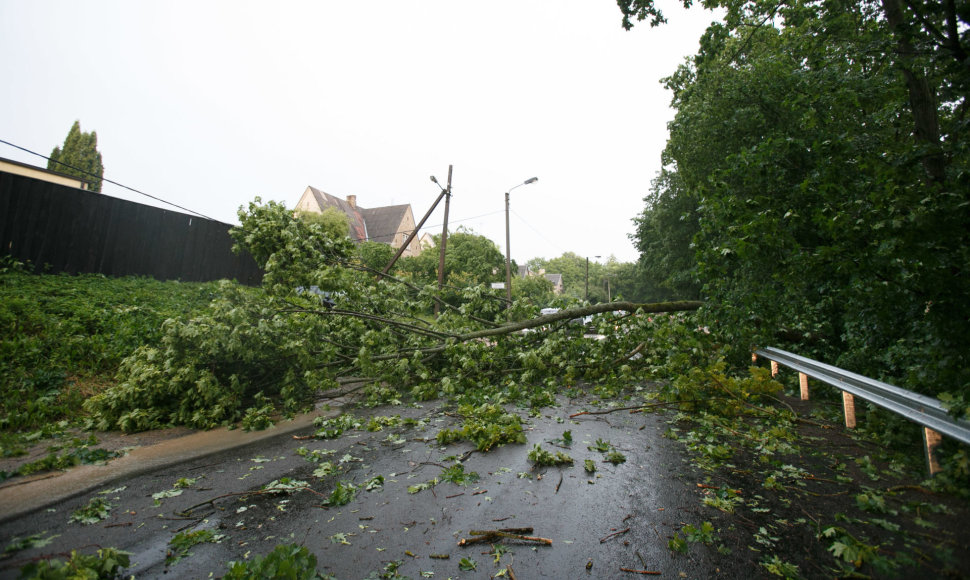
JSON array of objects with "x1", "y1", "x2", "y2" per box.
[{"x1": 882, "y1": 0, "x2": 947, "y2": 183}]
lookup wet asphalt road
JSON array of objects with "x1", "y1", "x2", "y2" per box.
[{"x1": 0, "y1": 395, "x2": 742, "y2": 579}]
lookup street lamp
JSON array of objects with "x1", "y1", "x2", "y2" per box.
[
  {"x1": 505, "y1": 177, "x2": 538, "y2": 307},
  {"x1": 585, "y1": 255, "x2": 601, "y2": 302}
]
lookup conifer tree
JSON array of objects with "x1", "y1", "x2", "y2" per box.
[{"x1": 48, "y1": 120, "x2": 104, "y2": 192}]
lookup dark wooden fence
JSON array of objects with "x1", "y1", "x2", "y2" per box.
[{"x1": 0, "y1": 171, "x2": 262, "y2": 284}]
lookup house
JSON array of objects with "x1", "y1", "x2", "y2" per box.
[
  {"x1": 294, "y1": 186, "x2": 422, "y2": 257},
  {"x1": 517, "y1": 265, "x2": 564, "y2": 295},
  {"x1": 543, "y1": 273, "x2": 564, "y2": 295},
  {"x1": 0, "y1": 157, "x2": 91, "y2": 190}
]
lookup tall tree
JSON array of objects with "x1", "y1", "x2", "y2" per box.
[
  {"x1": 48, "y1": 120, "x2": 104, "y2": 192},
  {"x1": 623, "y1": 0, "x2": 970, "y2": 400}
]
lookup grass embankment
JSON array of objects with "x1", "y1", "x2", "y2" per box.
[{"x1": 0, "y1": 268, "x2": 221, "y2": 465}]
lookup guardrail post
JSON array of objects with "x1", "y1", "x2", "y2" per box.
[
  {"x1": 923, "y1": 428, "x2": 943, "y2": 476},
  {"x1": 770, "y1": 360, "x2": 779, "y2": 377},
  {"x1": 799, "y1": 373, "x2": 809, "y2": 401},
  {"x1": 842, "y1": 392, "x2": 857, "y2": 428}
]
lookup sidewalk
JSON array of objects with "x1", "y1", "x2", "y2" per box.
[{"x1": 0, "y1": 404, "x2": 342, "y2": 525}]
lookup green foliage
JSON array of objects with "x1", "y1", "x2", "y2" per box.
[
  {"x1": 0, "y1": 272, "x2": 217, "y2": 434},
  {"x1": 397, "y1": 227, "x2": 504, "y2": 290},
  {"x1": 83, "y1": 281, "x2": 323, "y2": 431},
  {"x1": 683, "y1": 521, "x2": 716, "y2": 544},
  {"x1": 439, "y1": 463, "x2": 480, "y2": 486},
  {"x1": 322, "y1": 481, "x2": 357, "y2": 507},
  {"x1": 760, "y1": 555, "x2": 800, "y2": 579},
  {"x1": 512, "y1": 274, "x2": 555, "y2": 307},
  {"x1": 313, "y1": 414, "x2": 362, "y2": 439},
  {"x1": 47, "y1": 120, "x2": 104, "y2": 192},
  {"x1": 68, "y1": 497, "x2": 112, "y2": 525},
  {"x1": 583, "y1": 459, "x2": 596, "y2": 473},
  {"x1": 821, "y1": 526, "x2": 895, "y2": 574},
  {"x1": 435, "y1": 404, "x2": 525, "y2": 452},
  {"x1": 166, "y1": 529, "x2": 223, "y2": 565},
  {"x1": 241, "y1": 393, "x2": 276, "y2": 431},
  {"x1": 224, "y1": 544, "x2": 328, "y2": 580},
  {"x1": 629, "y1": 0, "x2": 970, "y2": 426},
  {"x1": 295, "y1": 207, "x2": 351, "y2": 240},
  {"x1": 356, "y1": 241, "x2": 396, "y2": 273},
  {"x1": 16, "y1": 442, "x2": 120, "y2": 477},
  {"x1": 527, "y1": 444, "x2": 573, "y2": 467},
  {"x1": 18, "y1": 547, "x2": 130, "y2": 579},
  {"x1": 4, "y1": 532, "x2": 58, "y2": 556},
  {"x1": 603, "y1": 449, "x2": 627, "y2": 465},
  {"x1": 458, "y1": 557, "x2": 477, "y2": 571},
  {"x1": 231, "y1": 197, "x2": 355, "y2": 293}
]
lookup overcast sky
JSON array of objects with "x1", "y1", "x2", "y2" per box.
[{"x1": 1, "y1": 1, "x2": 716, "y2": 265}]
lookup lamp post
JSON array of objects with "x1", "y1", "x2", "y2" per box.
[
  {"x1": 585, "y1": 255, "x2": 601, "y2": 302},
  {"x1": 504, "y1": 177, "x2": 538, "y2": 307}
]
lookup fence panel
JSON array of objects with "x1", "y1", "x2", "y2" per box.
[{"x1": 0, "y1": 171, "x2": 262, "y2": 284}]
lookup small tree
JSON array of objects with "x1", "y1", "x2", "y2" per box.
[{"x1": 48, "y1": 120, "x2": 104, "y2": 192}]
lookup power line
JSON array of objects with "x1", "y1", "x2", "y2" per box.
[
  {"x1": 510, "y1": 208, "x2": 568, "y2": 257},
  {"x1": 358, "y1": 210, "x2": 505, "y2": 243},
  {"x1": 0, "y1": 138, "x2": 217, "y2": 221}
]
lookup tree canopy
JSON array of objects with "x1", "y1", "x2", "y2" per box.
[
  {"x1": 628, "y1": 0, "x2": 970, "y2": 405},
  {"x1": 48, "y1": 120, "x2": 104, "y2": 192}
]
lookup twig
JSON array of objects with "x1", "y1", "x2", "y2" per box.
[
  {"x1": 506, "y1": 564, "x2": 517, "y2": 580},
  {"x1": 599, "y1": 527, "x2": 630, "y2": 543},
  {"x1": 446, "y1": 493, "x2": 464, "y2": 499},
  {"x1": 620, "y1": 567, "x2": 661, "y2": 575},
  {"x1": 555, "y1": 472, "x2": 563, "y2": 493},
  {"x1": 177, "y1": 484, "x2": 325, "y2": 516},
  {"x1": 459, "y1": 528, "x2": 551, "y2": 546},
  {"x1": 569, "y1": 399, "x2": 714, "y2": 418}
]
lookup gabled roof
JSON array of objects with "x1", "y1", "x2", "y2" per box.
[
  {"x1": 360, "y1": 205, "x2": 411, "y2": 244},
  {"x1": 304, "y1": 186, "x2": 368, "y2": 242},
  {"x1": 544, "y1": 273, "x2": 563, "y2": 286}
]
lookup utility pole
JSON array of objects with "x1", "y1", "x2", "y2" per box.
[{"x1": 434, "y1": 165, "x2": 452, "y2": 315}]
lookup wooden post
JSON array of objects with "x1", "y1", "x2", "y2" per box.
[
  {"x1": 923, "y1": 427, "x2": 943, "y2": 476},
  {"x1": 799, "y1": 373, "x2": 809, "y2": 401},
  {"x1": 434, "y1": 165, "x2": 452, "y2": 316},
  {"x1": 770, "y1": 360, "x2": 779, "y2": 377},
  {"x1": 842, "y1": 392, "x2": 857, "y2": 429}
]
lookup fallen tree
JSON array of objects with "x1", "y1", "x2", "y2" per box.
[{"x1": 83, "y1": 200, "x2": 705, "y2": 431}]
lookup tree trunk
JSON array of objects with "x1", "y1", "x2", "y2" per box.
[{"x1": 882, "y1": 0, "x2": 947, "y2": 183}]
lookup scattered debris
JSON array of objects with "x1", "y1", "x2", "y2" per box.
[
  {"x1": 599, "y1": 527, "x2": 630, "y2": 543},
  {"x1": 458, "y1": 527, "x2": 552, "y2": 547}
]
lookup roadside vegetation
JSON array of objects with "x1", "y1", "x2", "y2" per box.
[{"x1": 0, "y1": 263, "x2": 220, "y2": 474}]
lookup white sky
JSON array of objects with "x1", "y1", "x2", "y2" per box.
[{"x1": 0, "y1": 1, "x2": 716, "y2": 265}]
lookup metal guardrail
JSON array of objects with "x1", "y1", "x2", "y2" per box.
[{"x1": 754, "y1": 346, "x2": 970, "y2": 475}]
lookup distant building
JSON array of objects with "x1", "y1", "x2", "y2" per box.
[
  {"x1": 0, "y1": 157, "x2": 91, "y2": 190},
  {"x1": 295, "y1": 186, "x2": 422, "y2": 257},
  {"x1": 517, "y1": 265, "x2": 564, "y2": 295},
  {"x1": 543, "y1": 273, "x2": 564, "y2": 295}
]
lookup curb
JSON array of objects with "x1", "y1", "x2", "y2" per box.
[{"x1": 0, "y1": 404, "x2": 343, "y2": 525}]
